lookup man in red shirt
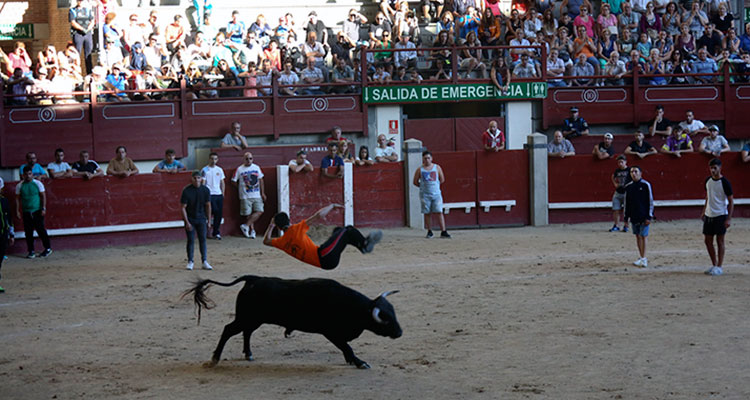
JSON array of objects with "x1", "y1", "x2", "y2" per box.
[
  {"x1": 482, "y1": 120, "x2": 505, "y2": 152},
  {"x1": 263, "y1": 204, "x2": 382, "y2": 270}
]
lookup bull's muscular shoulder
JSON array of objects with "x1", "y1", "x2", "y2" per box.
[{"x1": 248, "y1": 277, "x2": 372, "y2": 307}]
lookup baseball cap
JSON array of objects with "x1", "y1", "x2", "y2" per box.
[
  {"x1": 308, "y1": 11, "x2": 317, "y2": 17},
  {"x1": 708, "y1": 125, "x2": 719, "y2": 131},
  {"x1": 616, "y1": 154, "x2": 626, "y2": 161},
  {"x1": 570, "y1": 106, "x2": 579, "y2": 112},
  {"x1": 604, "y1": 132, "x2": 614, "y2": 139}
]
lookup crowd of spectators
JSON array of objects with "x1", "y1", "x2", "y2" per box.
[{"x1": 4, "y1": 0, "x2": 749, "y2": 105}]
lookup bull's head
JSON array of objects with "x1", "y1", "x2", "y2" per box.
[{"x1": 371, "y1": 290, "x2": 402, "y2": 339}]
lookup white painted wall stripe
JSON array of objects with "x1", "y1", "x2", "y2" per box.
[
  {"x1": 344, "y1": 162, "x2": 354, "y2": 226},
  {"x1": 14, "y1": 220, "x2": 184, "y2": 239},
  {"x1": 277, "y1": 165, "x2": 290, "y2": 215},
  {"x1": 549, "y1": 198, "x2": 750, "y2": 210}
]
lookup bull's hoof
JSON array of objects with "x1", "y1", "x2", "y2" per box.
[
  {"x1": 284, "y1": 328, "x2": 294, "y2": 338},
  {"x1": 203, "y1": 359, "x2": 218, "y2": 368},
  {"x1": 356, "y1": 362, "x2": 371, "y2": 370}
]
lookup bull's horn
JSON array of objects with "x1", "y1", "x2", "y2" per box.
[
  {"x1": 377, "y1": 290, "x2": 400, "y2": 298},
  {"x1": 372, "y1": 307, "x2": 384, "y2": 324}
]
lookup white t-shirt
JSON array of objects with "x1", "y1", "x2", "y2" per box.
[
  {"x1": 47, "y1": 161, "x2": 72, "y2": 173},
  {"x1": 374, "y1": 146, "x2": 398, "y2": 161},
  {"x1": 288, "y1": 159, "x2": 311, "y2": 168},
  {"x1": 679, "y1": 119, "x2": 705, "y2": 134},
  {"x1": 231, "y1": 163, "x2": 264, "y2": 199},
  {"x1": 200, "y1": 165, "x2": 225, "y2": 196}
]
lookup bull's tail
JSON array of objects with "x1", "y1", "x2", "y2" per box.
[{"x1": 181, "y1": 275, "x2": 261, "y2": 325}]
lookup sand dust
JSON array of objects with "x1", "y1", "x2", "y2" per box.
[{"x1": 1, "y1": 219, "x2": 749, "y2": 399}]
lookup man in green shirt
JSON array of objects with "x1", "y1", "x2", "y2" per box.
[{"x1": 15, "y1": 169, "x2": 52, "y2": 259}]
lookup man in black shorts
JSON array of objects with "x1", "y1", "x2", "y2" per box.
[{"x1": 702, "y1": 158, "x2": 734, "y2": 276}]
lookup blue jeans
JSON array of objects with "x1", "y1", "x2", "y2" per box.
[
  {"x1": 186, "y1": 218, "x2": 207, "y2": 262},
  {"x1": 210, "y1": 195, "x2": 223, "y2": 237}
]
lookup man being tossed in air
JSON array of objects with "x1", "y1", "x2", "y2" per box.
[{"x1": 263, "y1": 204, "x2": 382, "y2": 270}]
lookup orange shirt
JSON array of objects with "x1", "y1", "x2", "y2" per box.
[{"x1": 271, "y1": 220, "x2": 321, "y2": 267}]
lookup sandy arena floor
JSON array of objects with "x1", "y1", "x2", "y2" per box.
[{"x1": 1, "y1": 219, "x2": 749, "y2": 400}]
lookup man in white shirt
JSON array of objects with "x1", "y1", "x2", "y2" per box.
[
  {"x1": 201, "y1": 152, "x2": 226, "y2": 239},
  {"x1": 678, "y1": 110, "x2": 709, "y2": 136},
  {"x1": 289, "y1": 150, "x2": 314, "y2": 173},
  {"x1": 231, "y1": 152, "x2": 265, "y2": 239},
  {"x1": 47, "y1": 148, "x2": 73, "y2": 179},
  {"x1": 702, "y1": 158, "x2": 734, "y2": 276},
  {"x1": 374, "y1": 134, "x2": 398, "y2": 162}
]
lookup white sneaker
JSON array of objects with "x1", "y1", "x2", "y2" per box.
[
  {"x1": 240, "y1": 224, "x2": 250, "y2": 238},
  {"x1": 704, "y1": 266, "x2": 723, "y2": 276},
  {"x1": 186, "y1": 261, "x2": 194, "y2": 270},
  {"x1": 641, "y1": 258, "x2": 648, "y2": 268},
  {"x1": 249, "y1": 229, "x2": 256, "y2": 239},
  {"x1": 633, "y1": 258, "x2": 644, "y2": 267},
  {"x1": 202, "y1": 261, "x2": 213, "y2": 270}
]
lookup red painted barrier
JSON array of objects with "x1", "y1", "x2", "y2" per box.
[
  {"x1": 548, "y1": 152, "x2": 750, "y2": 223},
  {"x1": 289, "y1": 168, "x2": 346, "y2": 226},
  {"x1": 476, "y1": 150, "x2": 529, "y2": 226},
  {"x1": 353, "y1": 162, "x2": 405, "y2": 227},
  {"x1": 404, "y1": 117, "x2": 507, "y2": 152}
]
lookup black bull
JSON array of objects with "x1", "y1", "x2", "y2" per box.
[{"x1": 183, "y1": 275, "x2": 403, "y2": 369}]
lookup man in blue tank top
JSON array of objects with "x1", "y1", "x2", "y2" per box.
[{"x1": 412, "y1": 151, "x2": 450, "y2": 239}]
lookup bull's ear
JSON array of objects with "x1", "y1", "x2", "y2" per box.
[{"x1": 376, "y1": 290, "x2": 400, "y2": 299}]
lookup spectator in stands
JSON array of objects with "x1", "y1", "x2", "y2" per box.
[
  {"x1": 697, "y1": 23, "x2": 723, "y2": 58},
  {"x1": 603, "y1": 50, "x2": 627, "y2": 85},
  {"x1": 648, "y1": 105, "x2": 672, "y2": 137},
  {"x1": 373, "y1": 31, "x2": 395, "y2": 73},
  {"x1": 129, "y1": 42, "x2": 148, "y2": 73},
  {"x1": 72, "y1": 150, "x2": 104, "y2": 179},
  {"x1": 636, "y1": 32, "x2": 653, "y2": 61},
  {"x1": 145, "y1": 33, "x2": 169, "y2": 69},
  {"x1": 548, "y1": 130, "x2": 576, "y2": 158},
  {"x1": 58, "y1": 42, "x2": 82, "y2": 76},
  {"x1": 226, "y1": 10, "x2": 246, "y2": 45},
  {"x1": 546, "y1": 49, "x2": 567, "y2": 87},
  {"x1": 217, "y1": 59, "x2": 241, "y2": 97},
  {"x1": 625, "y1": 49, "x2": 647, "y2": 85},
  {"x1": 249, "y1": 14, "x2": 273, "y2": 44},
  {"x1": 562, "y1": 106, "x2": 589, "y2": 139},
  {"x1": 47, "y1": 148, "x2": 73, "y2": 179},
  {"x1": 302, "y1": 31, "x2": 327, "y2": 74},
  {"x1": 639, "y1": 2, "x2": 662, "y2": 42},
  {"x1": 370, "y1": 12, "x2": 393, "y2": 46},
  {"x1": 15, "y1": 168, "x2": 52, "y2": 259},
  {"x1": 593, "y1": 132, "x2": 616, "y2": 160},
  {"x1": 724, "y1": 29, "x2": 741, "y2": 57},
  {"x1": 572, "y1": 53, "x2": 595, "y2": 85},
  {"x1": 4, "y1": 66, "x2": 30, "y2": 105},
  {"x1": 394, "y1": 32, "x2": 418, "y2": 70},
  {"x1": 666, "y1": 50, "x2": 690, "y2": 84},
  {"x1": 679, "y1": 110, "x2": 709, "y2": 136},
  {"x1": 662, "y1": 2, "x2": 681, "y2": 37},
  {"x1": 278, "y1": 59, "x2": 299, "y2": 96},
  {"x1": 421, "y1": 0, "x2": 444, "y2": 24},
  {"x1": 619, "y1": 2, "x2": 640, "y2": 37},
  {"x1": 573, "y1": 26, "x2": 600, "y2": 77},
  {"x1": 356, "y1": 146, "x2": 375, "y2": 166},
  {"x1": 479, "y1": 8, "x2": 501, "y2": 59},
  {"x1": 331, "y1": 32, "x2": 353, "y2": 66},
  {"x1": 221, "y1": 121, "x2": 250, "y2": 151},
  {"x1": 573, "y1": 4, "x2": 595, "y2": 40},
  {"x1": 552, "y1": 27, "x2": 574, "y2": 67},
  {"x1": 510, "y1": 29, "x2": 532, "y2": 63},
  {"x1": 305, "y1": 11, "x2": 328, "y2": 45},
  {"x1": 123, "y1": 14, "x2": 147, "y2": 53},
  {"x1": 338, "y1": 140, "x2": 355, "y2": 163},
  {"x1": 562, "y1": 0, "x2": 592, "y2": 19},
  {"x1": 375, "y1": 134, "x2": 399, "y2": 162},
  {"x1": 321, "y1": 142, "x2": 344, "y2": 179},
  {"x1": 598, "y1": 26, "x2": 619, "y2": 65},
  {"x1": 232, "y1": 152, "x2": 265, "y2": 239},
  {"x1": 153, "y1": 149, "x2": 187, "y2": 173},
  {"x1": 483, "y1": 120, "x2": 505, "y2": 152},
  {"x1": 699, "y1": 125, "x2": 730, "y2": 157},
  {"x1": 181, "y1": 170, "x2": 213, "y2": 271},
  {"x1": 165, "y1": 15, "x2": 186, "y2": 55},
  {"x1": 343, "y1": 9, "x2": 367, "y2": 48},
  {"x1": 683, "y1": 1, "x2": 708, "y2": 39},
  {"x1": 459, "y1": 31, "x2": 487, "y2": 78},
  {"x1": 524, "y1": 8, "x2": 543, "y2": 40},
  {"x1": 408, "y1": 68, "x2": 424, "y2": 84},
  {"x1": 653, "y1": 30, "x2": 674, "y2": 61},
  {"x1": 660, "y1": 125, "x2": 694, "y2": 157},
  {"x1": 107, "y1": 146, "x2": 139, "y2": 177},
  {"x1": 438, "y1": 11, "x2": 455, "y2": 38},
  {"x1": 736, "y1": 53, "x2": 750, "y2": 83},
  {"x1": 37, "y1": 44, "x2": 60, "y2": 73},
  {"x1": 256, "y1": 59, "x2": 274, "y2": 95},
  {"x1": 625, "y1": 130, "x2": 658, "y2": 159},
  {"x1": 740, "y1": 23, "x2": 750, "y2": 54},
  {"x1": 372, "y1": 64, "x2": 392, "y2": 84},
  {"x1": 513, "y1": 53, "x2": 538, "y2": 79},
  {"x1": 456, "y1": 6, "x2": 481, "y2": 41},
  {"x1": 105, "y1": 64, "x2": 131, "y2": 102},
  {"x1": 289, "y1": 150, "x2": 314, "y2": 173},
  {"x1": 69, "y1": 0, "x2": 95, "y2": 73},
  {"x1": 300, "y1": 57, "x2": 326, "y2": 95},
  {"x1": 617, "y1": 26, "x2": 636, "y2": 57},
  {"x1": 200, "y1": 12, "x2": 218, "y2": 42},
  {"x1": 20, "y1": 152, "x2": 48, "y2": 180},
  {"x1": 645, "y1": 48, "x2": 668, "y2": 85},
  {"x1": 331, "y1": 57, "x2": 355, "y2": 94}
]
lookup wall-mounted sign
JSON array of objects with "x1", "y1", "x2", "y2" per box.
[
  {"x1": 0, "y1": 23, "x2": 34, "y2": 40},
  {"x1": 363, "y1": 82, "x2": 548, "y2": 104}
]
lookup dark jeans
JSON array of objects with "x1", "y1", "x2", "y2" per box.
[
  {"x1": 23, "y1": 210, "x2": 51, "y2": 253},
  {"x1": 317, "y1": 226, "x2": 366, "y2": 270},
  {"x1": 210, "y1": 194, "x2": 223, "y2": 236},
  {"x1": 0, "y1": 235, "x2": 6, "y2": 279},
  {"x1": 72, "y1": 31, "x2": 94, "y2": 73},
  {"x1": 186, "y1": 218, "x2": 207, "y2": 262}
]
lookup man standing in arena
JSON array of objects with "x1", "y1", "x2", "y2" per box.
[
  {"x1": 231, "y1": 152, "x2": 265, "y2": 238},
  {"x1": 263, "y1": 204, "x2": 382, "y2": 270},
  {"x1": 609, "y1": 155, "x2": 631, "y2": 232},
  {"x1": 15, "y1": 168, "x2": 52, "y2": 259},
  {"x1": 201, "y1": 152, "x2": 225, "y2": 240},
  {"x1": 413, "y1": 150, "x2": 450, "y2": 238},
  {"x1": 702, "y1": 158, "x2": 733, "y2": 276},
  {"x1": 624, "y1": 166, "x2": 653, "y2": 268},
  {"x1": 0, "y1": 178, "x2": 15, "y2": 293},
  {"x1": 181, "y1": 171, "x2": 212, "y2": 271}
]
